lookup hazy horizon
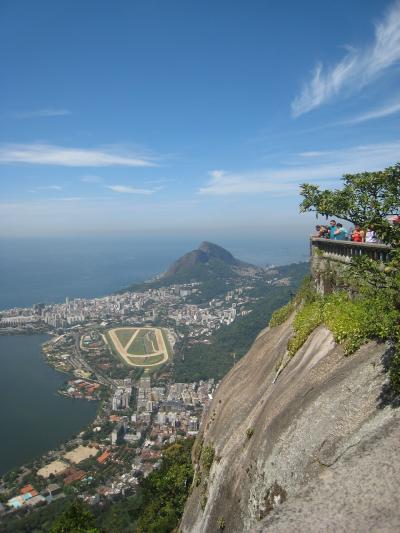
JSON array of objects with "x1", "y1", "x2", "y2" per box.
[
  {"x1": 1, "y1": 0, "x2": 400, "y2": 238},
  {"x1": 0, "y1": 234, "x2": 310, "y2": 310}
]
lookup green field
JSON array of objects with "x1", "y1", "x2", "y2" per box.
[
  {"x1": 127, "y1": 330, "x2": 157, "y2": 355},
  {"x1": 127, "y1": 353, "x2": 165, "y2": 365},
  {"x1": 115, "y1": 328, "x2": 137, "y2": 348}
]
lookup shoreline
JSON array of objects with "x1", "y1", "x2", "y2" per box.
[{"x1": 0, "y1": 333, "x2": 103, "y2": 480}]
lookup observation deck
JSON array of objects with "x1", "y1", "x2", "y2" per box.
[{"x1": 310, "y1": 238, "x2": 391, "y2": 293}]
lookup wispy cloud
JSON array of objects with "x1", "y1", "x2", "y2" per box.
[
  {"x1": 0, "y1": 143, "x2": 157, "y2": 167},
  {"x1": 340, "y1": 97, "x2": 400, "y2": 124},
  {"x1": 40, "y1": 185, "x2": 63, "y2": 191},
  {"x1": 106, "y1": 185, "x2": 157, "y2": 195},
  {"x1": 199, "y1": 140, "x2": 400, "y2": 195},
  {"x1": 292, "y1": 1, "x2": 400, "y2": 116},
  {"x1": 28, "y1": 185, "x2": 63, "y2": 193},
  {"x1": 11, "y1": 109, "x2": 71, "y2": 119}
]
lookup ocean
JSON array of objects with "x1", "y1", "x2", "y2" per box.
[{"x1": 0, "y1": 235, "x2": 309, "y2": 310}]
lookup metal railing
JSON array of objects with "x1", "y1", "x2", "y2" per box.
[{"x1": 311, "y1": 238, "x2": 392, "y2": 263}]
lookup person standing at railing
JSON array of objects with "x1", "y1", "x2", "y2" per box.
[
  {"x1": 333, "y1": 223, "x2": 348, "y2": 240},
  {"x1": 365, "y1": 226, "x2": 378, "y2": 243},
  {"x1": 351, "y1": 224, "x2": 365, "y2": 242},
  {"x1": 314, "y1": 225, "x2": 329, "y2": 238},
  {"x1": 329, "y1": 220, "x2": 337, "y2": 239}
]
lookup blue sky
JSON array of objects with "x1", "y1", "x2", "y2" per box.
[{"x1": 1, "y1": 0, "x2": 400, "y2": 238}]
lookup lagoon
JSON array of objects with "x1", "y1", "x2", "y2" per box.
[{"x1": 0, "y1": 334, "x2": 98, "y2": 475}]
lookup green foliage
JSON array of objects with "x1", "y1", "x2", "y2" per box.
[
  {"x1": 323, "y1": 292, "x2": 396, "y2": 354},
  {"x1": 200, "y1": 445, "x2": 215, "y2": 474},
  {"x1": 300, "y1": 163, "x2": 400, "y2": 246},
  {"x1": 200, "y1": 493, "x2": 208, "y2": 510},
  {"x1": 285, "y1": 288, "x2": 398, "y2": 359},
  {"x1": 95, "y1": 492, "x2": 144, "y2": 533},
  {"x1": 269, "y1": 300, "x2": 295, "y2": 327},
  {"x1": 300, "y1": 164, "x2": 400, "y2": 392},
  {"x1": 389, "y1": 338, "x2": 400, "y2": 394},
  {"x1": 287, "y1": 299, "x2": 323, "y2": 357},
  {"x1": 217, "y1": 516, "x2": 226, "y2": 530},
  {"x1": 245, "y1": 428, "x2": 254, "y2": 439},
  {"x1": 135, "y1": 439, "x2": 194, "y2": 533},
  {"x1": 50, "y1": 501, "x2": 98, "y2": 533}
]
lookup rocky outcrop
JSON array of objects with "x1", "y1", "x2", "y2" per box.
[
  {"x1": 180, "y1": 315, "x2": 400, "y2": 532},
  {"x1": 161, "y1": 241, "x2": 261, "y2": 279}
]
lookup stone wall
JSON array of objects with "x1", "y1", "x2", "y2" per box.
[{"x1": 310, "y1": 238, "x2": 391, "y2": 294}]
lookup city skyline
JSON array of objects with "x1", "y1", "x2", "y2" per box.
[{"x1": 1, "y1": 0, "x2": 400, "y2": 236}]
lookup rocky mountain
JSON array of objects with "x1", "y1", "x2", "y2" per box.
[
  {"x1": 161, "y1": 241, "x2": 262, "y2": 280},
  {"x1": 180, "y1": 315, "x2": 400, "y2": 532}
]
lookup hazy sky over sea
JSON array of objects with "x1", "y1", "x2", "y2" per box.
[{"x1": 1, "y1": 0, "x2": 400, "y2": 237}]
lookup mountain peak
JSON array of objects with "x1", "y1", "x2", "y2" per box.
[{"x1": 161, "y1": 242, "x2": 261, "y2": 280}]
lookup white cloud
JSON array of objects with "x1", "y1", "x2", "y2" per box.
[
  {"x1": 28, "y1": 185, "x2": 63, "y2": 193},
  {"x1": 106, "y1": 185, "x2": 156, "y2": 194},
  {"x1": 199, "y1": 140, "x2": 400, "y2": 195},
  {"x1": 292, "y1": 1, "x2": 400, "y2": 116},
  {"x1": 199, "y1": 170, "x2": 298, "y2": 195},
  {"x1": 11, "y1": 109, "x2": 71, "y2": 119},
  {"x1": 340, "y1": 97, "x2": 400, "y2": 124},
  {"x1": 39, "y1": 185, "x2": 63, "y2": 191},
  {"x1": 0, "y1": 143, "x2": 157, "y2": 167}
]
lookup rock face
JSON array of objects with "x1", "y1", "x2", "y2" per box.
[{"x1": 180, "y1": 316, "x2": 400, "y2": 532}]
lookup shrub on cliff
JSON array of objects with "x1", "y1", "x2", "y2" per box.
[{"x1": 299, "y1": 163, "x2": 400, "y2": 391}]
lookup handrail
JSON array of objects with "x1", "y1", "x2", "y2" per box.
[{"x1": 310, "y1": 237, "x2": 391, "y2": 263}]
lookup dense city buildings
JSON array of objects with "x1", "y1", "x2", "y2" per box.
[{"x1": 0, "y1": 266, "x2": 295, "y2": 523}]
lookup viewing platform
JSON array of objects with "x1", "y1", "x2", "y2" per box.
[
  {"x1": 310, "y1": 237, "x2": 392, "y2": 264},
  {"x1": 310, "y1": 238, "x2": 391, "y2": 294}
]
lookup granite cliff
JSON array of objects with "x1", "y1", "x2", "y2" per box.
[{"x1": 180, "y1": 313, "x2": 400, "y2": 532}]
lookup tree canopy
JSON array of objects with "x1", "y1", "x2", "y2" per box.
[
  {"x1": 300, "y1": 163, "x2": 400, "y2": 245},
  {"x1": 50, "y1": 501, "x2": 98, "y2": 533}
]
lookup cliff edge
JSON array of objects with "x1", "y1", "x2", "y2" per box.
[{"x1": 180, "y1": 315, "x2": 400, "y2": 532}]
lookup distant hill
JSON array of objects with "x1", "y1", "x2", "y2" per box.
[{"x1": 160, "y1": 241, "x2": 263, "y2": 281}]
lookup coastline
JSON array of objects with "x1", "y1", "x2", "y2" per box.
[{"x1": 0, "y1": 334, "x2": 101, "y2": 478}]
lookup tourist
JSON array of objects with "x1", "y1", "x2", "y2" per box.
[
  {"x1": 334, "y1": 223, "x2": 348, "y2": 240},
  {"x1": 351, "y1": 224, "x2": 364, "y2": 242},
  {"x1": 329, "y1": 220, "x2": 337, "y2": 239},
  {"x1": 314, "y1": 225, "x2": 329, "y2": 238},
  {"x1": 365, "y1": 226, "x2": 378, "y2": 243}
]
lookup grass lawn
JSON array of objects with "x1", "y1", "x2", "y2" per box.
[
  {"x1": 115, "y1": 328, "x2": 137, "y2": 347},
  {"x1": 127, "y1": 330, "x2": 158, "y2": 355}
]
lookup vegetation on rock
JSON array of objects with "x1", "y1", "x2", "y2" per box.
[
  {"x1": 298, "y1": 164, "x2": 400, "y2": 391},
  {"x1": 246, "y1": 428, "x2": 255, "y2": 439},
  {"x1": 200, "y1": 445, "x2": 215, "y2": 475}
]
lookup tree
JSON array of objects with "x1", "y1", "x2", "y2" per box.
[
  {"x1": 50, "y1": 500, "x2": 99, "y2": 533},
  {"x1": 300, "y1": 164, "x2": 400, "y2": 393},
  {"x1": 300, "y1": 163, "x2": 400, "y2": 245}
]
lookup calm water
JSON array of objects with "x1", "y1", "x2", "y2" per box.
[
  {"x1": 0, "y1": 235, "x2": 309, "y2": 310},
  {"x1": 0, "y1": 334, "x2": 98, "y2": 475}
]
